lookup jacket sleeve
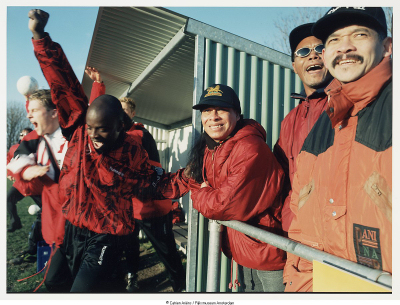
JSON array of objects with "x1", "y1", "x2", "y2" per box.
[
  {"x1": 192, "y1": 139, "x2": 284, "y2": 221},
  {"x1": 157, "y1": 168, "x2": 200, "y2": 200},
  {"x1": 141, "y1": 129, "x2": 160, "y2": 163},
  {"x1": 273, "y1": 137, "x2": 293, "y2": 232},
  {"x1": 32, "y1": 33, "x2": 88, "y2": 139},
  {"x1": 89, "y1": 81, "x2": 105, "y2": 105}
]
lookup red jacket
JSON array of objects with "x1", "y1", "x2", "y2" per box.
[
  {"x1": 273, "y1": 89, "x2": 328, "y2": 232},
  {"x1": 162, "y1": 119, "x2": 286, "y2": 270},
  {"x1": 88, "y1": 80, "x2": 172, "y2": 219},
  {"x1": 128, "y1": 123, "x2": 173, "y2": 219},
  {"x1": 33, "y1": 34, "x2": 159, "y2": 241},
  {"x1": 7, "y1": 143, "x2": 19, "y2": 178}
]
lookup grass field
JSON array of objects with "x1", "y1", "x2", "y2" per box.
[
  {"x1": 6, "y1": 179, "x2": 48, "y2": 293},
  {"x1": 6, "y1": 179, "x2": 186, "y2": 293}
]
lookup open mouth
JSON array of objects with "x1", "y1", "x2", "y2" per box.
[
  {"x1": 91, "y1": 140, "x2": 104, "y2": 150},
  {"x1": 306, "y1": 64, "x2": 323, "y2": 72}
]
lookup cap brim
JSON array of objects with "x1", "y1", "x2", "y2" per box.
[{"x1": 192, "y1": 99, "x2": 237, "y2": 110}]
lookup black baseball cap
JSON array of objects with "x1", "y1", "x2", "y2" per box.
[
  {"x1": 312, "y1": 7, "x2": 387, "y2": 43},
  {"x1": 193, "y1": 84, "x2": 241, "y2": 113},
  {"x1": 289, "y1": 23, "x2": 315, "y2": 62}
]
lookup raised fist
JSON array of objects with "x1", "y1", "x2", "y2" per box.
[{"x1": 28, "y1": 9, "x2": 49, "y2": 40}]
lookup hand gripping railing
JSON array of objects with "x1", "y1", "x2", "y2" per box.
[{"x1": 205, "y1": 219, "x2": 392, "y2": 292}]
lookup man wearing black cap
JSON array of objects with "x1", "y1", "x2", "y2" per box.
[
  {"x1": 285, "y1": 7, "x2": 392, "y2": 292},
  {"x1": 273, "y1": 23, "x2": 332, "y2": 235},
  {"x1": 161, "y1": 84, "x2": 286, "y2": 292}
]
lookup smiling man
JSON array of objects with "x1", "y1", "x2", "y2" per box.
[
  {"x1": 160, "y1": 84, "x2": 286, "y2": 292},
  {"x1": 273, "y1": 23, "x2": 332, "y2": 235},
  {"x1": 284, "y1": 7, "x2": 392, "y2": 292}
]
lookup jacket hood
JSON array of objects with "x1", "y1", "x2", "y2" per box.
[
  {"x1": 325, "y1": 57, "x2": 392, "y2": 128},
  {"x1": 225, "y1": 119, "x2": 266, "y2": 145}
]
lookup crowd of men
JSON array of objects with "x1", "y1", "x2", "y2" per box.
[{"x1": 7, "y1": 6, "x2": 392, "y2": 293}]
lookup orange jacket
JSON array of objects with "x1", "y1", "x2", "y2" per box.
[{"x1": 284, "y1": 57, "x2": 392, "y2": 292}]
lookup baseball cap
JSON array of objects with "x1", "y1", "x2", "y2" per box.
[
  {"x1": 193, "y1": 84, "x2": 241, "y2": 113},
  {"x1": 289, "y1": 23, "x2": 315, "y2": 61},
  {"x1": 312, "y1": 7, "x2": 387, "y2": 43}
]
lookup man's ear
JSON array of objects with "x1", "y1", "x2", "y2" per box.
[
  {"x1": 51, "y1": 109, "x2": 58, "y2": 119},
  {"x1": 382, "y1": 36, "x2": 393, "y2": 58},
  {"x1": 292, "y1": 61, "x2": 298, "y2": 75},
  {"x1": 322, "y1": 48, "x2": 327, "y2": 66}
]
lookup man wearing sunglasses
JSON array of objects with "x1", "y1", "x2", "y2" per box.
[
  {"x1": 284, "y1": 7, "x2": 392, "y2": 292},
  {"x1": 273, "y1": 23, "x2": 332, "y2": 236}
]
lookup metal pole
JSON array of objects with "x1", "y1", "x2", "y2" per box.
[
  {"x1": 206, "y1": 220, "x2": 223, "y2": 292},
  {"x1": 218, "y1": 220, "x2": 392, "y2": 289}
]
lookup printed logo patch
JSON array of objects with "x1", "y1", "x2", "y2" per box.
[
  {"x1": 353, "y1": 224, "x2": 382, "y2": 270},
  {"x1": 204, "y1": 85, "x2": 223, "y2": 98}
]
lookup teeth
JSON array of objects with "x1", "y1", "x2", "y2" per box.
[
  {"x1": 339, "y1": 59, "x2": 357, "y2": 65},
  {"x1": 307, "y1": 65, "x2": 322, "y2": 71}
]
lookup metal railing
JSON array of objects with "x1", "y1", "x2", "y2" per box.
[{"x1": 205, "y1": 219, "x2": 392, "y2": 292}]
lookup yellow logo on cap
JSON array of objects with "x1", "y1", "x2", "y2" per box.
[{"x1": 204, "y1": 85, "x2": 223, "y2": 98}]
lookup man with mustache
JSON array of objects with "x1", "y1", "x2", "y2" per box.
[
  {"x1": 284, "y1": 7, "x2": 392, "y2": 292},
  {"x1": 273, "y1": 23, "x2": 332, "y2": 235}
]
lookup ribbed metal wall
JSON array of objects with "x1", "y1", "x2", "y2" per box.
[
  {"x1": 142, "y1": 124, "x2": 169, "y2": 170},
  {"x1": 204, "y1": 39, "x2": 303, "y2": 149}
]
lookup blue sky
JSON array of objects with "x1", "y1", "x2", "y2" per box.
[{"x1": 5, "y1": 6, "x2": 329, "y2": 105}]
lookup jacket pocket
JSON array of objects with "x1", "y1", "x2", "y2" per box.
[
  {"x1": 284, "y1": 254, "x2": 313, "y2": 292},
  {"x1": 363, "y1": 171, "x2": 392, "y2": 223},
  {"x1": 298, "y1": 179, "x2": 314, "y2": 210}
]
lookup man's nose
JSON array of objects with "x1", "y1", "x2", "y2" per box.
[{"x1": 337, "y1": 36, "x2": 356, "y2": 54}]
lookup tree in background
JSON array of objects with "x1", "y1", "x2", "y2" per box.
[
  {"x1": 271, "y1": 7, "x2": 393, "y2": 55},
  {"x1": 7, "y1": 101, "x2": 32, "y2": 150}
]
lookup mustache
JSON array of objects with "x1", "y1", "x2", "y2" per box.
[{"x1": 332, "y1": 54, "x2": 363, "y2": 68}]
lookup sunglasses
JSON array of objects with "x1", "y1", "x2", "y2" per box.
[{"x1": 295, "y1": 44, "x2": 324, "y2": 58}]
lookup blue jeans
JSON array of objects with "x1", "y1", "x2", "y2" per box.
[{"x1": 237, "y1": 265, "x2": 285, "y2": 292}]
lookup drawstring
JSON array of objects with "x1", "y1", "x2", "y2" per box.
[
  {"x1": 16, "y1": 243, "x2": 57, "y2": 292},
  {"x1": 228, "y1": 260, "x2": 233, "y2": 289},
  {"x1": 32, "y1": 245, "x2": 56, "y2": 292},
  {"x1": 228, "y1": 260, "x2": 241, "y2": 290}
]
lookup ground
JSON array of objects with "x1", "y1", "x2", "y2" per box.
[{"x1": 6, "y1": 179, "x2": 185, "y2": 293}]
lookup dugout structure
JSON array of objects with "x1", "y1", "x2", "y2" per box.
[{"x1": 82, "y1": 6, "x2": 302, "y2": 292}]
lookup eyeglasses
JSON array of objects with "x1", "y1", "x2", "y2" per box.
[
  {"x1": 19, "y1": 133, "x2": 24, "y2": 137},
  {"x1": 294, "y1": 44, "x2": 324, "y2": 58}
]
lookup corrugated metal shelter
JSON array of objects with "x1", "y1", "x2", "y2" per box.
[{"x1": 82, "y1": 6, "x2": 303, "y2": 292}]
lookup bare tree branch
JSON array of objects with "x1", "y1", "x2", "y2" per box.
[
  {"x1": 270, "y1": 7, "x2": 393, "y2": 55},
  {"x1": 7, "y1": 101, "x2": 32, "y2": 150}
]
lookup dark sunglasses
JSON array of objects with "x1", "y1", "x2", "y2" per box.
[{"x1": 295, "y1": 44, "x2": 324, "y2": 58}]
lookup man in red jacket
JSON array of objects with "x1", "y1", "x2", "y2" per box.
[
  {"x1": 273, "y1": 23, "x2": 332, "y2": 233},
  {"x1": 85, "y1": 68, "x2": 186, "y2": 292},
  {"x1": 28, "y1": 9, "x2": 162, "y2": 293},
  {"x1": 159, "y1": 84, "x2": 286, "y2": 292}
]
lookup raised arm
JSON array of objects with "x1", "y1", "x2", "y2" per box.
[
  {"x1": 85, "y1": 66, "x2": 105, "y2": 104},
  {"x1": 29, "y1": 9, "x2": 88, "y2": 139}
]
